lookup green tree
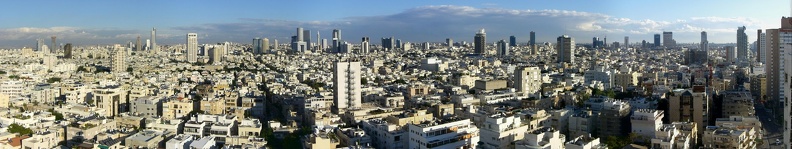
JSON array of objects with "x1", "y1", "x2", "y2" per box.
[
  {"x1": 7, "y1": 123, "x2": 33, "y2": 136},
  {"x1": 361, "y1": 78, "x2": 368, "y2": 84},
  {"x1": 77, "y1": 66, "x2": 88, "y2": 72},
  {"x1": 47, "y1": 77, "x2": 62, "y2": 83},
  {"x1": 126, "y1": 67, "x2": 133, "y2": 73},
  {"x1": 0, "y1": 70, "x2": 6, "y2": 74},
  {"x1": 48, "y1": 109, "x2": 64, "y2": 121}
]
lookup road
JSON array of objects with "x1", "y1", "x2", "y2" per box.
[{"x1": 755, "y1": 100, "x2": 783, "y2": 148}]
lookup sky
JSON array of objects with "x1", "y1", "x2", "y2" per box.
[{"x1": 0, "y1": 0, "x2": 789, "y2": 48}]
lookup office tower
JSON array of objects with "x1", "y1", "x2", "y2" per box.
[
  {"x1": 361, "y1": 37, "x2": 370, "y2": 54},
  {"x1": 292, "y1": 28, "x2": 308, "y2": 53},
  {"x1": 422, "y1": 42, "x2": 429, "y2": 50},
  {"x1": 557, "y1": 35, "x2": 575, "y2": 64},
  {"x1": 209, "y1": 44, "x2": 225, "y2": 65},
  {"x1": 642, "y1": 40, "x2": 647, "y2": 48},
  {"x1": 446, "y1": 38, "x2": 453, "y2": 47},
  {"x1": 253, "y1": 38, "x2": 262, "y2": 54},
  {"x1": 530, "y1": 31, "x2": 536, "y2": 46},
  {"x1": 321, "y1": 39, "x2": 328, "y2": 50},
  {"x1": 725, "y1": 46, "x2": 736, "y2": 64},
  {"x1": 332, "y1": 29, "x2": 341, "y2": 40},
  {"x1": 514, "y1": 67, "x2": 541, "y2": 95},
  {"x1": 297, "y1": 28, "x2": 304, "y2": 42},
  {"x1": 737, "y1": 26, "x2": 748, "y2": 64},
  {"x1": 758, "y1": 30, "x2": 764, "y2": 62},
  {"x1": 592, "y1": 37, "x2": 602, "y2": 48},
  {"x1": 186, "y1": 33, "x2": 198, "y2": 63},
  {"x1": 663, "y1": 31, "x2": 675, "y2": 47},
  {"x1": 496, "y1": 39, "x2": 508, "y2": 56},
  {"x1": 332, "y1": 29, "x2": 341, "y2": 51},
  {"x1": 316, "y1": 32, "x2": 321, "y2": 51},
  {"x1": 64, "y1": 43, "x2": 72, "y2": 58},
  {"x1": 395, "y1": 39, "x2": 402, "y2": 49},
  {"x1": 701, "y1": 31, "x2": 708, "y2": 51},
  {"x1": 474, "y1": 29, "x2": 486, "y2": 54},
  {"x1": 332, "y1": 61, "x2": 362, "y2": 114},
  {"x1": 303, "y1": 29, "x2": 311, "y2": 49},
  {"x1": 273, "y1": 39, "x2": 278, "y2": 50},
  {"x1": 51, "y1": 36, "x2": 56, "y2": 53},
  {"x1": 509, "y1": 36, "x2": 517, "y2": 47},
  {"x1": 112, "y1": 45, "x2": 127, "y2": 73},
  {"x1": 263, "y1": 38, "x2": 270, "y2": 51},
  {"x1": 624, "y1": 36, "x2": 629, "y2": 48},
  {"x1": 778, "y1": 17, "x2": 792, "y2": 147},
  {"x1": 136, "y1": 36, "x2": 142, "y2": 51},
  {"x1": 654, "y1": 34, "x2": 661, "y2": 47},
  {"x1": 758, "y1": 30, "x2": 763, "y2": 62},
  {"x1": 151, "y1": 28, "x2": 157, "y2": 51},
  {"x1": 381, "y1": 37, "x2": 394, "y2": 50},
  {"x1": 36, "y1": 39, "x2": 43, "y2": 51},
  {"x1": 669, "y1": 87, "x2": 710, "y2": 136}
]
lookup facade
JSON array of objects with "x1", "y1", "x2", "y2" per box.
[
  {"x1": 701, "y1": 31, "x2": 708, "y2": 51},
  {"x1": 496, "y1": 39, "x2": 509, "y2": 56},
  {"x1": 597, "y1": 99, "x2": 631, "y2": 138},
  {"x1": 509, "y1": 36, "x2": 517, "y2": 47},
  {"x1": 64, "y1": 43, "x2": 72, "y2": 58},
  {"x1": 701, "y1": 126, "x2": 757, "y2": 149},
  {"x1": 515, "y1": 127, "x2": 565, "y2": 149},
  {"x1": 759, "y1": 32, "x2": 767, "y2": 63},
  {"x1": 126, "y1": 130, "x2": 167, "y2": 149},
  {"x1": 515, "y1": 67, "x2": 542, "y2": 96},
  {"x1": 631, "y1": 109, "x2": 664, "y2": 141},
  {"x1": 721, "y1": 91, "x2": 754, "y2": 117},
  {"x1": 663, "y1": 32, "x2": 675, "y2": 47},
  {"x1": 187, "y1": 33, "x2": 198, "y2": 63},
  {"x1": 131, "y1": 96, "x2": 163, "y2": 117},
  {"x1": 163, "y1": 98, "x2": 194, "y2": 120},
  {"x1": 112, "y1": 45, "x2": 126, "y2": 73},
  {"x1": 654, "y1": 34, "x2": 661, "y2": 47},
  {"x1": 557, "y1": 35, "x2": 575, "y2": 64},
  {"x1": 93, "y1": 86, "x2": 126, "y2": 117},
  {"x1": 165, "y1": 134, "x2": 194, "y2": 149},
  {"x1": 474, "y1": 29, "x2": 486, "y2": 54},
  {"x1": 333, "y1": 61, "x2": 362, "y2": 114},
  {"x1": 480, "y1": 113, "x2": 532, "y2": 149},
  {"x1": 668, "y1": 88, "x2": 710, "y2": 136},
  {"x1": 565, "y1": 135, "x2": 605, "y2": 149}
]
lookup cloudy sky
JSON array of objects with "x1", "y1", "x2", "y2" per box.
[{"x1": 0, "y1": 0, "x2": 788, "y2": 48}]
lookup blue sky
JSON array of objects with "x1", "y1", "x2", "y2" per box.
[{"x1": 0, "y1": 0, "x2": 788, "y2": 47}]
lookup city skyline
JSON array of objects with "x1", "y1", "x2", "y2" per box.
[{"x1": 0, "y1": 0, "x2": 788, "y2": 48}]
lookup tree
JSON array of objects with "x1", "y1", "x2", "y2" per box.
[
  {"x1": 48, "y1": 109, "x2": 64, "y2": 121},
  {"x1": 47, "y1": 77, "x2": 62, "y2": 83},
  {"x1": 361, "y1": 78, "x2": 368, "y2": 84},
  {"x1": 0, "y1": 70, "x2": 6, "y2": 74},
  {"x1": 77, "y1": 66, "x2": 88, "y2": 72},
  {"x1": 7, "y1": 123, "x2": 32, "y2": 136},
  {"x1": 126, "y1": 67, "x2": 133, "y2": 73}
]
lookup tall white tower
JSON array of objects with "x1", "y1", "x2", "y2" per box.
[
  {"x1": 333, "y1": 61, "x2": 362, "y2": 114},
  {"x1": 151, "y1": 28, "x2": 157, "y2": 51},
  {"x1": 112, "y1": 45, "x2": 127, "y2": 73},
  {"x1": 186, "y1": 33, "x2": 198, "y2": 63}
]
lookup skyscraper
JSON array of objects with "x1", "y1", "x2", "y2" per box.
[
  {"x1": 653, "y1": 34, "x2": 661, "y2": 47},
  {"x1": 36, "y1": 39, "x2": 43, "y2": 51},
  {"x1": 395, "y1": 39, "x2": 402, "y2": 49},
  {"x1": 112, "y1": 45, "x2": 126, "y2": 73},
  {"x1": 381, "y1": 37, "x2": 394, "y2": 50},
  {"x1": 292, "y1": 28, "x2": 308, "y2": 53},
  {"x1": 273, "y1": 39, "x2": 278, "y2": 50},
  {"x1": 51, "y1": 36, "x2": 56, "y2": 53},
  {"x1": 186, "y1": 33, "x2": 198, "y2": 63},
  {"x1": 700, "y1": 31, "x2": 708, "y2": 51},
  {"x1": 361, "y1": 37, "x2": 370, "y2": 53},
  {"x1": 624, "y1": 36, "x2": 629, "y2": 48},
  {"x1": 316, "y1": 32, "x2": 321, "y2": 51},
  {"x1": 474, "y1": 29, "x2": 486, "y2": 54},
  {"x1": 557, "y1": 35, "x2": 575, "y2": 64},
  {"x1": 529, "y1": 31, "x2": 536, "y2": 46},
  {"x1": 663, "y1": 32, "x2": 675, "y2": 47},
  {"x1": 509, "y1": 36, "x2": 517, "y2": 47},
  {"x1": 332, "y1": 29, "x2": 341, "y2": 52},
  {"x1": 263, "y1": 38, "x2": 270, "y2": 52},
  {"x1": 303, "y1": 29, "x2": 311, "y2": 50},
  {"x1": 737, "y1": 26, "x2": 748, "y2": 64},
  {"x1": 297, "y1": 28, "x2": 304, "y2": 42},
  {"x1": 497, "y1": 39, "x2": 509, "y2": 56},
  {"x1": 333, "y1": 61, "x2": 362, "y2": 114},
  {"x1": 253, "y1": 38, "x2": 262, "y2": 54},
  {"x1": 209, "y1": 44, "x2": 225, "y2": 65},
  {"x1": 758, "y1": 29, "x2": 764, "y2": 63},
  {"x1": 151, "y1": 28, "x2": 157, "y2": 51},
  {"x1": 64, "y1": 43, "x2": 72, "y2": 59},
  {"x1": 136, "y1": 36, "x2": 142, "y2": 51},
  {"x1": 446, "y1": 38, "x2": 453, "y2": 47}
]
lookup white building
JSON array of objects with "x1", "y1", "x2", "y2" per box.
[
  {"x1": 515, "y1": 67, "x2": 542, "y2": 96},
  {"x1": 407, "y1": 118, "x2": 479, "y2": 149},
  {"x1": 187, "y1": 33, "x2": 198, "y2": 63},
  {"x1": 112, "y1": 45, "x2": 126, "y2": 73},
  {"x1": 0, "y1": 80, "x2": 23, "y2": 99},
  {"x1": 480, "y1": 113, "x2": 532, "y2": 149},
  {"x1": 515, "y1": 127, "x2": 565, "y2": 149},
  {"x1": 631, "y1": 109, "x2": 664, "y2": 142},
  {"x1": 565, "y1": 135, "x2": 605, "y2": 149},
  {"x1": 333, "y1": 61, "x2": 362, "y2": 114},
  {"x1": 166, "y1": 134, "x2": 194, "y2": 149}
]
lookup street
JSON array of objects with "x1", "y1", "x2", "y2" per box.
[{"x1": 755, "y1": 101, "x2": 783, "y2": 149}]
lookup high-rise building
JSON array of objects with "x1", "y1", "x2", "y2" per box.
[
  {"x1": 446, "y1": 38, "x2": 453, "y2": 47},
  {"x1": 332, "y1": 29, "x2": 341, "y2": 52},
  {"x1": 737, "y1": 26, "x2": 748, "y2": 64},
  {"x1": 112, "y1": 45, "x2": 127, "y2": 73},
  {"x1": 758, "y1": 29, "x2": 764, "y2": 63},
  {"x1": 496, "y1": 39, "x2": 508, "y2": 56},
  {"x1": 316, "y1": 32, "x2": 321, "y2": 51},
  {"x1": 151, "y1": 28, "x2": 157, "y2": 51},
  {"x1": 186, "y1": 33, "x2": 198, "y2": 63},
  {"x1": 136, "y1": 36, "x2": 142, "y2": 51},
  {"x1": 209, "y1": 44, "x2": 225, "y2": 65},
  {"x1": 303, "y1": 30, "x2": 311, "y2": 50},
  {"x1": 726, "y1": 46, "x2": 736, "y2": 64},
  {"x1": 273, "y1": 39, "x2": 278, "y2": 50},
  {"x1": 36, "y1": 39, "x2": 43, "y2": 51},
  {"x1": 701, "y1": 31, "x2": 708, "y2": 51},
  {"x1": 767, "y1": 28, "x2": 781, "y2": 107},
  {"x1": 663, "y1": 32, "x2": 675, "y2": 47},
  {"x1": 530, "y1": 31, "x2": 536, "y2": 46},
  {"x1": 557, "y1": 35, "x2": 575, "y2": 64},
  {"x1": 474, "y1": 29, "x2": 486, "y2": 54},
  {"x1": 332, "y1": 61, "x2": 362, "y2": 114},
  {"x1": 654, "y1": 34, "x2": 661, "y2": 47},
  {"x1": 514, "y1": 67, "x2": 541, "y2": 96},
  {"x1": 395, "y1": 39, "x2": 402, "y2": 49},
  {"x1": 668, "y1": 87, "x2": 710, "y2": 136},
  {"x1": 253, "y1": 38, "x2": 262, "y2": 54},
  {"x1": 292, "y1": 28, "x2": 308, "y2": 53},
  {"x1": 624, "y1": 36, "x2": 629, "y2": 48},
  {"x1": 509, "y1": 36, "x2": 517, "y2": 47},
  {"x1": 381, "y1": 37, "x2": 394, "y2": 50},
  {"x1": 778, "y1": 17, "x2": 792, "y2": 147},
  {"x1": 51, "y1": 36, "x2": 56, "y2": 53},
  {"x1": 64, "y1": 43, "x2": 72, "y2": 58},
  {"x1": 297, "y1": 28, "x2": 304, "y2": 42},
  {"x1": 263, "y1": 38, "x2": 270, "y2": 52},
  {"x1": 361, "y1": 37, "x2": 370, "y2": 54},
  {"x1": 759, "y1": 32, "x2": 767, "y2": 63},
  {"x1": 592, "y1": 37, "x2": 603, "y2": 48}
]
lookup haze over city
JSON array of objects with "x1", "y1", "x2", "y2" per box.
[{"x1": 0, "y1": 0, "x2": 788, "y2": 48}]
